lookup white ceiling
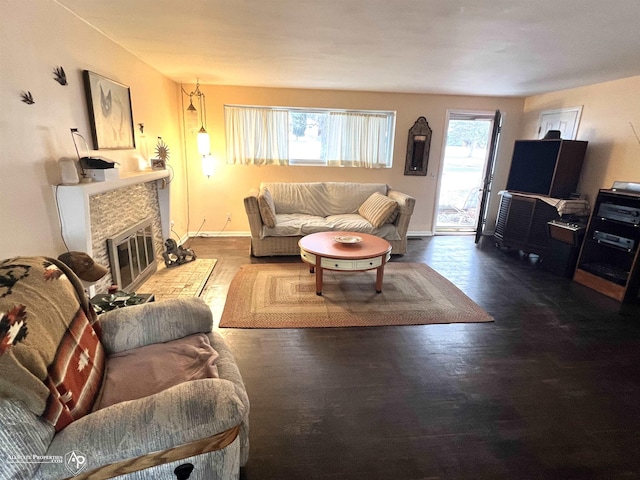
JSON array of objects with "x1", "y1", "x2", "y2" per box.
[{"x1": 56, "y1": 0, "x2": 640, "y2": 97}]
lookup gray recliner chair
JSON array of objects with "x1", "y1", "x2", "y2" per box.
[{"x1": 0, "y1": 256, "x2": 249, "y2": 479}]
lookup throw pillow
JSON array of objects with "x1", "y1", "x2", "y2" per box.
[
  {"x1": 358, "y1": 192, "x2": 399, "y2": 228},
  {"x1": 257, "y1": 186, "x2": 277, "y2": 228}
]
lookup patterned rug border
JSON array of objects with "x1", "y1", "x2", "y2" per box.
[{"x1": 220, "y1": 262, "x2": 493, "y2": 328}]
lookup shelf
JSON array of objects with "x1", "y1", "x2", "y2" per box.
[
  {"x1": 588, "y1": 238, "x2": 635, "y2": 254},
  {"x1": 577, "y1": 262, "x2": 629, "y2": 286},
  {"x1": 590, "y1": 216, "x2": 640, "y2": 231},
  {"x1": 574, "y1": 268, "x2": 626, "y2": 302},
  {"x1": 573, "y1": 189, "x2": 640, "y2": 302},
  {"x1": 57, "y1": 169, "x2": 169, "y2": 196}
]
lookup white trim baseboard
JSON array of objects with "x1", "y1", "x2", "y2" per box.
[{"x1": 190, "y1": 230, "x2": 251, "y2": 238}]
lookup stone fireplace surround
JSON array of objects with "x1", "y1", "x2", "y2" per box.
[{"x1": 56, "y1": 170, "x2": 170, "y2": 295}]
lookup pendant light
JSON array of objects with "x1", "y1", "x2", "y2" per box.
[{"x1": 182, "y1": 80, "x2": 212, "y2": 176}]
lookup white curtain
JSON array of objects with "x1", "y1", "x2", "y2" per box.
[
  {"x1": 326, "y1": 112, "x2": 393, "y2": 168},
  {"x1": 225, "y1": 106, "x2": 289, "y2": 165}
]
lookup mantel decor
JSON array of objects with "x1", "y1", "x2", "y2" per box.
[
  {"x1": 151, "y1": 137, "x2": 170, "y2": 170},
  {"x1": 404, "y1": 116, "x2": 432, "y2": 176},
  {"x1": 83, "y1": 70, "x2": 135, "y2": 150}
]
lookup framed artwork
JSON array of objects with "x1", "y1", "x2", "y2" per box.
[
  {"x1": 150, "y1": 158, "x2": 166, "y2": 170},
  {"x1": 83, "y1": 70, "x2": 136, "y2": 150}
]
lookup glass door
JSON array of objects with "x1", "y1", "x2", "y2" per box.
[
  {"x1": 435, "y1": 110, "x2": 497, "y2": 234},
  {"x1": 475, "y1": 110, "x2": 502, "y2": 243}
]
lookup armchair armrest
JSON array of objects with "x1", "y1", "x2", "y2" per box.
[
  {"x1": 43, "y1": 378, "x2": 249, "y2": 479},
  {"x1": 72, "y1": 426, "x2": 239, "y2": 480},
  {"x1": 243, "y1": 188, "x2": 264, "y2": 238},
  {"x1": 97, "y1": 298, "x2": 213, "y2": 354},
  {"x1": 388, "y1": 190, "x2": 416, "y2": 236}
]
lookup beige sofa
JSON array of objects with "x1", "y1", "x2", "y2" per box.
[{"x1": 243, "y1": 182, "x2": 416, "y2": 257}]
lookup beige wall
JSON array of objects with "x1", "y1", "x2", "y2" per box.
[
  {"x1": 183, "y1": 85, "x2": 525, "y2": 236},
  {"x1": 520, "y1": 75, "x2": 640, "y2": 205},
  {"x1": 0, "y1": 0, "x2": 187, "y2": 258}
]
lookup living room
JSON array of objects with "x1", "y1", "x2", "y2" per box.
[
  {"x1": 1, "y1": 1, "x2": 639, "y2": 258},
  {"x1": 2, "y1": 1, "x2": 640, "y2": 478}
]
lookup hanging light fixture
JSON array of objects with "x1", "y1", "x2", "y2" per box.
[
  {"x1": 202, "y1": 154, "x2": 215, "y2": 178},
  {"x1": 197, "y1": 127, "x2": 210, "y2": 156},
  {"x1": 185, "y1": 98, "x2": 199, "y2": 135},
  {"x1": 181, "y1": 80, "x2": 212, "y2": 176}
]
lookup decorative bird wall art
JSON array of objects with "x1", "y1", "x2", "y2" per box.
[
  {"x1": 53, "y1": 66, "x2": 67, "y2": 86},
  {"x1": 20, "y1": 91, "x2": 35, "y2": 105}
]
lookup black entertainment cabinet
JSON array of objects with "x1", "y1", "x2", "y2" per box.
[
  {"x1": 494, "y1": 191, "x2": 559, "y2": 256},
  {"x1": 574, "y1": 189, "x2": 640, "y2": 302},
  {"x1": 494, "y1": 138, "x2": 589, "y2": 260}
]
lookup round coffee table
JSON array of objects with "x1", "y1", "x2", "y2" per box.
[{"x1": 298, "y1": 232, "x2": 392, "y2": 295}]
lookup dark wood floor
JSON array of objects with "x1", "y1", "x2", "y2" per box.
[{"x1": 190, "y1": 235, "x2": 640, "y2": 480}]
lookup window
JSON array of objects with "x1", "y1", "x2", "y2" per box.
[{"x1": 225, "y1": 105, "x2": 395, "y2": 168}]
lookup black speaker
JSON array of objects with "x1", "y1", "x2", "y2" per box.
[
  {"x1": 544, "y1": 220, "x2": 586, "y2": 277},
  {"x1": 506, "y1": 139, "x2": 588, "y2": 199}
]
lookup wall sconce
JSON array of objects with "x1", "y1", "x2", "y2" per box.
[{"x1": 181, "y1": 80, "x2": 212, "y2": 176}]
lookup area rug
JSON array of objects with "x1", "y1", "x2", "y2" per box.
[
  {"x1": 219, "y1": 262, "x2": 493, "y2": 328},
  {"x1": 138, "y1": 258, "x2": 217, "y2": 301}
]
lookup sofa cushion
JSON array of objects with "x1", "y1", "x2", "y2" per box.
[
  {"x1": 98, "y1": 298, "x2": 214, "y2": 355},
  {"x1": 262, "y1": 182, "x2": 388, "y2": 217},
  {"x1": 262, "y1": 213, "x2": 401, "y2": 241},
  {"x1": 260, "y1": 214, "x2": 332, "y2": 238},
  {"x1": 358, "y1": 192, "x2": 399, "y2": 228},
  {"x1": 94, "y1": 333, "x2": 219, "y2": 410},
  {"x1": 257, "y1": 186, "x2": 277, "y2": 228},
  {"x1": 325, "y1": 214, "x2": 401, "y2": 240}
]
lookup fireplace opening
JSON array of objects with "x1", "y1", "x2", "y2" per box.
[{"x1": 107, "y1": 219, "x2": 157, "y2": 292}]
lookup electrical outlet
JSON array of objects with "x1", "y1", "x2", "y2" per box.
[{"x1": 226, "y1": 213, "x2": 232, "y2": 221}]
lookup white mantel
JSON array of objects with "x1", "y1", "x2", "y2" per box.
[{"x1": 55, "y1": 169, "x2": 171, "y2": 255}]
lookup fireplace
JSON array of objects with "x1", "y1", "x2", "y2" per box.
[
  {"x1": 55, "y1": 169, "x2": 170, "y2": 296},
  {"x1": 107, "y1": 219, "x2": 157, "y2": 292}
]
